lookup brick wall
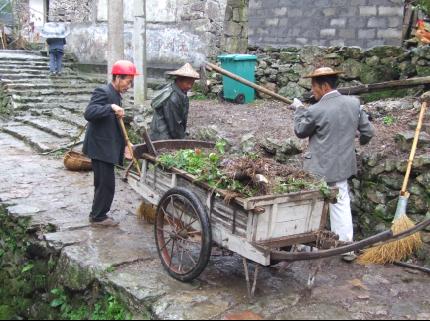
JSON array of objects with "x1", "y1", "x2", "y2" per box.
[{"x1": 248, "y1": 0, "x2": 405, "y2": 49}]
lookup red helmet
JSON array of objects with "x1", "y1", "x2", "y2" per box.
[{"x1": 111, "y1": 60, "x2": 140, "y2": 76}]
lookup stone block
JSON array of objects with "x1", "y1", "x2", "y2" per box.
[
  {"x1": 388, "y1": 17, "x2": 402, "y2": 28},
  {"x1": 274, "y1": 7, "x2": 287, "y2": 17},
  {"x1": 360, "y1": 6, "x2": 377, "y2": 16},
  {"x1": 377, "y1": 28, "x2": 402, "y2": 39},
  {"x1": 368, "y1": 17, "x2": 387, "y2": 28},
  {"x1": 339, "y1": 29, "x2": 357, "y2": 39},
  {"x1": 265, "y1": 18, "x2": 279, "y2": 27},
  {"x1": 378, "y1": 6, "x2": 403, "y2": 16},
  {"x1": 330, "y1": 18, "x2": 347, "y2": 27},
  {"x1": 320, "y1": 28, "x2": 336, "y2": 37},
  {"x1": 287, "y1": 9, "x2": 303, "y2": 17},
  {"x1": 358, "y1": 29, "x2": 376, "y2": 39},
  {"x1": 323, "y1": 8, "x2": 337, "y2": 17}
]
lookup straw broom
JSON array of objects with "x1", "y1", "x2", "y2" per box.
[{"x1": 358, "y1": 98, "x2": 428, "y2": 265}]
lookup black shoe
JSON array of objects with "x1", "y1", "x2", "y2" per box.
[{"x1": 90, "y1": 217, "x2": 119, "y2": 227}]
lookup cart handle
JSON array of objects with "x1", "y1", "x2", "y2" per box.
[{"x1": 271, "y1": 217, "x2": 430, "y2": 262}]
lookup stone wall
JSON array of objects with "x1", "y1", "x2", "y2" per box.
[
  {"x1": 248, "y1": 0, "x2": 405, "y2": 49},
  {"x1": 48, "y1": 0, "x2": 96, "y2": 23},
  {"x1": 206, "y1": 46, "x2": 430, "y2": 101}
]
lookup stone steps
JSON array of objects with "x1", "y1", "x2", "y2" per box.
[
  {"x1": 11, "y1": 102, "x2": 87, "y2": 113},
  {"x1": 1, "y1": 60, "x2": 73, "y2": 69},
  {"x1": 0, "y1": 68, "x2": 77, "y2": 76},
  {"x1": 0, "y1": 122, "x2": 69, "y2": 153},
  {"x1": 14, "y1": 116, "x2": 82, "y2": 139},
  {"x1": 0, "y1": 50, "x2": 131, "y2": 153},
  {"x1": 0, "y1": 73, "x2": 88, "y2": 81},
  {"x1": 7, "y1": 88, "x2": 95, "y2": 97},
  {"x1": 31, "y1": 108, "x2": 87, "y2": 128},
  {"x1": 11, "y1": 94, "x2": 91, "y2": 105},
  {"x1": 3, "y1": 83, "x2": 99, "y2": 91}
]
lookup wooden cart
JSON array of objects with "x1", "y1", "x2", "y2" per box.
[{"x1": 126, "y1": 140, "x2": 430, "y2": 296}]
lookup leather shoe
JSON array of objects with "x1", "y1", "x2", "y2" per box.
[{"x1": 91, "y1": 217, "x2": 119, "y2": 227}]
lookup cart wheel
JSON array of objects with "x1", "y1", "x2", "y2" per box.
[
  {"x1": 155, "y1": 187, "x2": 212, "y2": 282},
  {"x1": 218, "y1": 90, "x2": 225, "y2": 103},
  {"x1": 235, "y1": 94, "x2": 245, "y2": 104}
]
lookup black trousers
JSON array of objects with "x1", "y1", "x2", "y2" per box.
[{"x1": 90, "y1": 159, "x2": 115, "y2": 222}]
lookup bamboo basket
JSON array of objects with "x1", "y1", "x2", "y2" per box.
[
  {"x1": 64, "y1": 150, "x2": 92, "y2": 171},
  {"x1": 63, "y1": 125, "x2": 92, "y2": 172}
]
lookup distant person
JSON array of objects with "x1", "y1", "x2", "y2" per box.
[
  {"x1": 83, "y1": 60, "x2": 140, "y2": 227},
  {"x1": 47, "y1": 37, "x2": 66, "y2": 75},
  {"x1": 149, "y1": 63, "x2": 200, "y2": 141}
]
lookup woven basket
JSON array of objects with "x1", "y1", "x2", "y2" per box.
[{"x1": 64, "y1": 151, "x2": 92, "y2": 172}]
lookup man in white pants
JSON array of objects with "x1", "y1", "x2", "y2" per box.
[{"x1": 293, "y1": 67, "x2": 375, "y2": 261}]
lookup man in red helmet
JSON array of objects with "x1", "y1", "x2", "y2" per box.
[{"x1": 83, "y1": 60, "x2": 139, "y2": 227}]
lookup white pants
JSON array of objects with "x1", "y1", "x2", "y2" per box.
[{"x1": 329, "y1": 180, "x2": 353, "y2": 242}]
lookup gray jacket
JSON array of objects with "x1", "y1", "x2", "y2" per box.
[
  {"x1": 294, "y1": 91, "x2": 375, "y2": 183},
  {"x1": 149, "y1": 83, "x2": 189, "y2": 141}
]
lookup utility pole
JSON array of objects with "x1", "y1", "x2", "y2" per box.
[
  {"x1": 107, "y1": 0, "x2": 124, "y2": 82},
  {"x1": 133, "y1": 0, "x2": 148, "y2": 104}
]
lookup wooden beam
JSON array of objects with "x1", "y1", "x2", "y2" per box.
[{"x1": 338, "y1": 76, "x2": 430, "y2": 95}]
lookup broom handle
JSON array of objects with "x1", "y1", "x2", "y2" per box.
[
  {"x1": 118, "y1": 118, "x2": 142, "y2": 177},
  {"x1": 401, "y1": 102, "x2": 427, "y2": 195}
]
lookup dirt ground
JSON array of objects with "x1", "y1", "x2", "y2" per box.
[{"x1": 187, "y1": 97, "x2": 421, "y2": 159}]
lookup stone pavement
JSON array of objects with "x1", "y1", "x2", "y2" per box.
[{"x1": 1, "y1": 131, "x2": 430, "y2": 320}]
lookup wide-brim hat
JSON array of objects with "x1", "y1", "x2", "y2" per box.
[
  {"x1": 40, "y1": 22, "x2": 70, "y2": 39},
  {"x1": 167, "y1": 63, "x2": 200, "y2": 79},
  {"x1": 304, "y1": 67, "x2": 343, "y2": 79}
]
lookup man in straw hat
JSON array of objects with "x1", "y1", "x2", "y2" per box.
[
  {"x1": 149, "y1": 63, "x2": 200, "y2": 141},
  {"x1": 83, "y1": 60, "x2": 140, "y2": 227},
  {"x1": 292, "y1": 67, "x2": 375, "y2": 261}
]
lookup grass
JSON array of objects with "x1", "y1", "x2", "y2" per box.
[
  {"x1": 50, "y1": 288, "x2": 135, "y2": 320},
  {"x1": 383, "y1": 115, "x2": 396, "y2": 126}
]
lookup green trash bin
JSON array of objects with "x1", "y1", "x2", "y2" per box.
[{"x1": 218, "y1": 54, "x2": 257, "y2": 104}]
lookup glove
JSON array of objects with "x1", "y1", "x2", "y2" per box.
[{"x1": 290, "y1": 98, "x2": 304, "y2": 111}]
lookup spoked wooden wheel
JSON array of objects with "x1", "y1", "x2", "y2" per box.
[{"x1": 155, "y1": 187, "x2": 212, "y2": 282}]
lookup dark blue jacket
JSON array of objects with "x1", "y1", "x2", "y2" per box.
[
  {"x1": 47, "y1": 38, "x2": 66, "y2": 52},
  {"x1": 83, "y1": 84, "x2": 125, "y2": 165}
]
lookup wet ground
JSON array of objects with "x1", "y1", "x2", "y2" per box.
[{"x1": 1, "y1": 125, "x2": 430, "y2": 319}]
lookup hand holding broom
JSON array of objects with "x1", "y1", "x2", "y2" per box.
[{"x1": 118, "y1": 117, "x2": 142, "y2": 177}]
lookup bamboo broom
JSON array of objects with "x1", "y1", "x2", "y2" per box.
[{"x1": 358, "y1": 97, "x2": 428, "y2": 265}]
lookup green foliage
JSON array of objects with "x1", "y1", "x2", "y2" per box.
[
  {"x1": 50, "y1": 288, "x2": 132, "y2": 321},
  {"x1": 157, "y1": 146, "x2": 257, "y2": 197},
  {"x1": 274, "y1": 178, "x2": 331, "y2": 198},
  {"x1": 416, "y1": 0, "x2": 430, "y2": 16},
  {"x1": 383, "y1": 115, "x2": 396, "y2": 126},
  {"x1": 190, "y1": 93, "x2": 208, "y2": 101},
  {"x1": 158, "y1": 142, "x2": 328, "y2": 198},
  {"x1": 127, "y1": 127, "x2": 142, "y2": 145}
]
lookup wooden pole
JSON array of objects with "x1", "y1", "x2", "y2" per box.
[
  {"x1": 338, "y1": 76, "x2": 430, "y2": 96},
  {"x1": 206, "y1": 62, "x2": 293, "y2": 104},
  {"x1": 400, "y1": 101, "x2": 427, "y2": 195}
]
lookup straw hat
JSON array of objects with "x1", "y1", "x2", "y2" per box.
[
  {"x1": 304, "y1": 67, "x2": 343, "y2": 79},
  {"x1": 167, "y1": 63, "x2": 200, "y2": 79}
]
